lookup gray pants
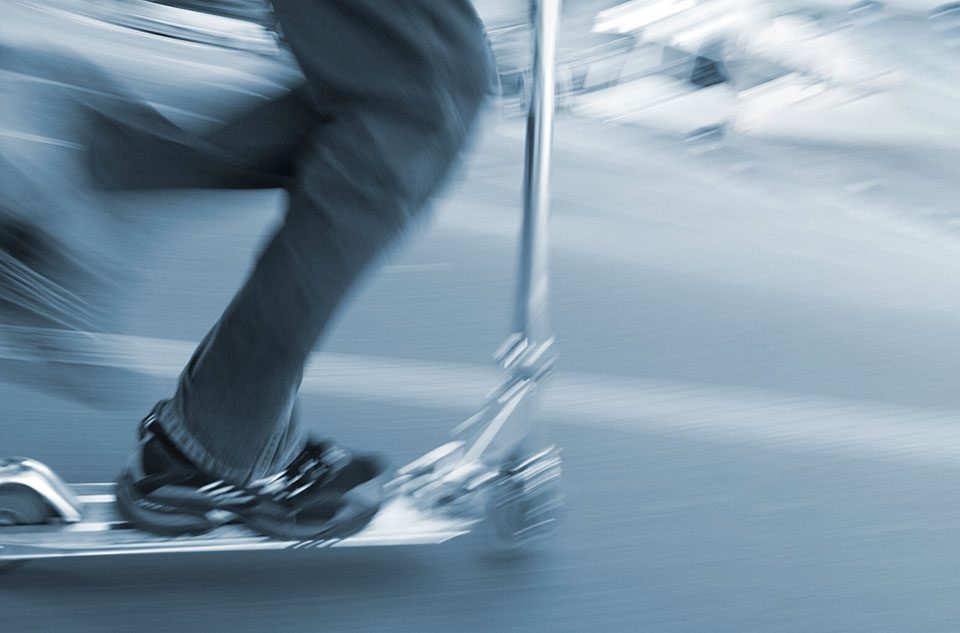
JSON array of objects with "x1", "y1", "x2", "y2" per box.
[{"x1": 91, "y1": 0, "x2": 492, "y2": 482}]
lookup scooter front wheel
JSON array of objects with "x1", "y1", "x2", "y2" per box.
[{"x1": 484, "y1": 445, "x2": 563, "y2": 557}]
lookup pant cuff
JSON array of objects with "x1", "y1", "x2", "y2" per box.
[{"x1": 152, "y1": 399, "x2": 283, "y2": 484}]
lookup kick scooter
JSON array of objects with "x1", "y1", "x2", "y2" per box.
[{"x1": 0, "y1": 0, "x2": 564, "y2": 569}]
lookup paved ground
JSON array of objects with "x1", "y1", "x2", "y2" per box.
[{"x1": 3, "y1": 3, "x2": 960, "y2": 632}]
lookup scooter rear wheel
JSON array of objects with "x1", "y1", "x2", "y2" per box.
[{"x1": 0, "y1": 484, "x2": 53, "y2": 572}]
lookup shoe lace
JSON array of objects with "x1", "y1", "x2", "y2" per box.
[{"x1": 249, "y1": 443, "x2": 351, "y2": 501}]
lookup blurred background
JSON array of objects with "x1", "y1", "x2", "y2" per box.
[{"x1": 3, "y1": 0, "x2": 960, "y2": 631}]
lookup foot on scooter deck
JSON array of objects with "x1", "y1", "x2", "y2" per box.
[
  {"x1": 0, "y1": 444, "x2": 563, "y2": 567},
  {"x1": 0, "y1": 482, "x2": 477, "y2": 564}
]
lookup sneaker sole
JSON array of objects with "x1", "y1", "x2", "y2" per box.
[
  {"x1": 115, "y1": 471, "x2": 386, "y2": 541},
  {"x1": 115, "y1": 471, "x2": 217, "y2": 536}
]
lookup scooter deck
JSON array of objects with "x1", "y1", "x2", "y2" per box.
[{"x1": 0, "y1": 483, "x2": 476, "y2": 562}]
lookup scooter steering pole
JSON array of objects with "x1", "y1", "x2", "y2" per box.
[
  {"x1": 457, "y1": 0, "x2": 563, "y2": 466},
  {"x1": 515, "y1": 0, "x2": 561, "y2": 349}
]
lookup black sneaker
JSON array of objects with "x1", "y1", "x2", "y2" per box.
[{"x1": 115, "y1": 409, "x2": 388, "y2": 540}]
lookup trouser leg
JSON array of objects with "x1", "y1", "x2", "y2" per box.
[{"x1": 155, "y1": 0, "x2": 493, "y2": 482}]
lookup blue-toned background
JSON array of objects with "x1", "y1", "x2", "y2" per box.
[{"x1": 3, "y1": 0, "x2": 960, "y2": 630}]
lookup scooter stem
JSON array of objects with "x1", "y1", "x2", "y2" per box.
[
  {"x1": 515, "y1": 0, "x2": 561, "y2": 348},
  {"x1": 390, "y1": 1, "x2": 565, "y2": 505},
  {"x1": 457, "y1": 0, "x2": 563, "y2": 466}
]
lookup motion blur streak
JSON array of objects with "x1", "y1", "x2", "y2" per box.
[{"x1": 3, "y1": 0, "x2": 960, "y2": 631}]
